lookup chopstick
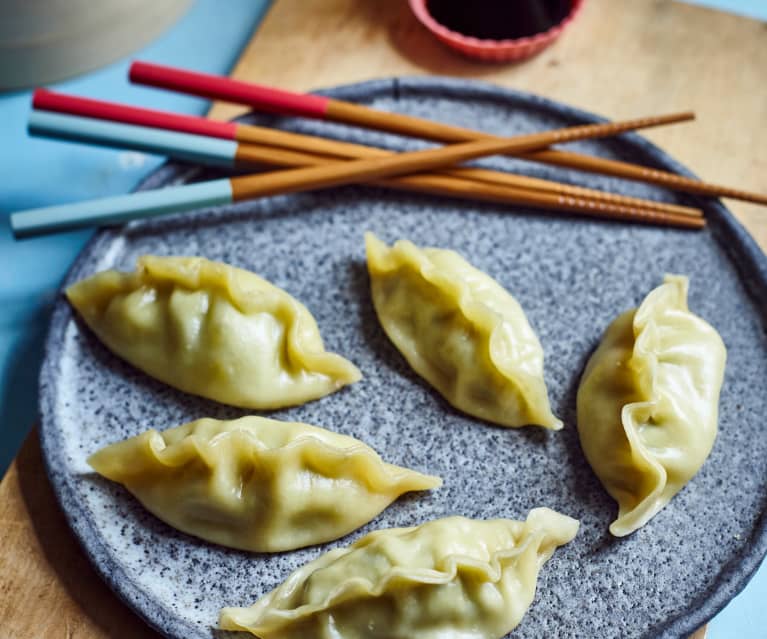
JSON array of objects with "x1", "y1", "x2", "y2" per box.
[
  {"x1": 128, "y1": 61, "x2": 767, "y2": 207},
  {"x1": 12, "y1": 114, "x2": 705, "y2": 238},
  {"x1": 29, "y1": 111, "x2": 238, "y2": 169},
  {"x1": 28, "y1": 111, "x2": 703, "y2": 227},
  {"x1": 129, "y1": 61, "x2": 692, "y2": 143},
  {"x1": 235, "y1": 142, "x2": 702, "y2": 220},
  {"x1": 525, "y1": 149, "x2": 767, "y2": 206},
  {"x1": 32, "y1": 90, "x2": 702, "y2": 219}
]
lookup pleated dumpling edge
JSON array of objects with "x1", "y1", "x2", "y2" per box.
[
  {"x1": 88, "y1": 416, "x2": 441, "y2": 552},
  {"x1": 219, "y1": 508, "x2": 579, "y2": 639},
  {"x1": 577, "y1": 274, "x2": 726, "y2": 537},
  {"x1": 66, "y1": 255, "x2": 361, "y2": 410},
  {"x1": 365, "y1": 233, "x2": 561, "y2": 430}
]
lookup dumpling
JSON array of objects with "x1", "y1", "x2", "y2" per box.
[
  {"x1": 88, "y1": 416, "x2": 441, "y2": 552},
  {"x1": 577, "y1": 275, "x2": 726, "y2": 536},
  {"x1": 365, "y1": 233, "x2": 561, "y2": 429},
  {"x1": 66, "y1": 255, "x2": 361, "y2": 409},
  {"x1": 220, "y1": 508, "x2": 579, "y2": 638}
]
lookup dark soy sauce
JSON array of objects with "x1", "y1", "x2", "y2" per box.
[{"x1": 426, "y1": 0, "x2": 571, "y2": 40}]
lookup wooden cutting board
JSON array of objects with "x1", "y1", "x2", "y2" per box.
[
  {"x1": 3, "y1": 0, "x2": 766, "y2": 636},
  {"x1": 212, "y1": 0, "x2": 767, "y2": 244}
]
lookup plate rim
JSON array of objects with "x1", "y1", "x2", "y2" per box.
[{"x1": 38, "y1": 76, "x2": 767, "y2": 639}]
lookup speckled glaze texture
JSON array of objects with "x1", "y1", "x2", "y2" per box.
[{"x1": 39, "y1": 78, "x2": 767, "y2": 639}]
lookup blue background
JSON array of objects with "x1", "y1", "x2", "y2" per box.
[
  {"x1": 0, "y1": 0, "x2": 270, "y2": 475},
  {"x1": 681, "y1": 0, "x2": 767, "y2": 21},
  {"x1": 0, "y1": 0, "x2": 763, "y2": 636}
]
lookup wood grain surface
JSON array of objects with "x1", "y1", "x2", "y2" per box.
[
  {"x1": 211, "y1": 0, "x2": 767, "y2": 245},
  {"x1": 5, "y1": 0, "x2": 767, "y2": 636}
]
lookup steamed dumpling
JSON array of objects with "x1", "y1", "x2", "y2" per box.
[
  {"x1": 88, "y1": 416, "x2": 441, "y2": 552},
  {"x1": 365, "y1": 233, "x2": 561, "y2": 429},
  {"x1": 220, "y1": 508, "x2": 579, "y2": 638},
  {"x1": 577, "y1": 275, "x2": 726, "y2": 536},
  {"x1": 66, "y1": 255, "x2": 361, "y2": 409}
]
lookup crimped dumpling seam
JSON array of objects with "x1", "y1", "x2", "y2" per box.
[
  {"x1": 235, "y1": 536, "x2": 548, "y2": 626},
  {"x1": 99, "y1": 428, "x2": 440, "y2": 494},
  {"x1": 577, "y1": 274, "x2": 726, "y2": 537},
  {"x1": 220, "y1": 509, "x2": 579, "y2": 637},
  {"x1": 67, "y1": 255, "x2": 361, "y2": 410},
  {"x1": 138, "y1": 256, "x2": 355, "y2": 380},
  {"x1": 366, "y1": 234, "x2": 561, "y2": 429},
  {"x1": 372, "y1": 239, "x2": 543, "y2": 378}
]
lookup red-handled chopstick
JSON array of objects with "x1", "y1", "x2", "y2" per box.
[
  {"x1": 133, "y1": 61, "x2": 333, "y2": 119},
  {"x1": 129, "y1": 60, "x2": 691, "y2": 144},
  {"x1": 128, "y1": 61, "x2": 767, "y2": 207},
  {"x1": 33, "y1": 89, "x2": 238, "y2": 141},
  {"x1": 34, "y1": 87, "x2": 689, "y2": 159}
]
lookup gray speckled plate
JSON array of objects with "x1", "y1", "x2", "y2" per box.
[{"x1": 40, "y1": 78, "x2": 767, "y2": 639}]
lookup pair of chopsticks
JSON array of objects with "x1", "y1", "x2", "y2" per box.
[
  {"x1": 10, "y1": 61, "x2": 765, "y2": 237},
  {"x1": 14, "y1": 105, "x2": 699, "y2": 237},
  {"x1": 131, "y1": 62, "x2": 767, "y2": 207}
]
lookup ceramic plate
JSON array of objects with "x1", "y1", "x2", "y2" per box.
[{"x1": 39, "y1": 78, "x2": 767, "y2": 639}]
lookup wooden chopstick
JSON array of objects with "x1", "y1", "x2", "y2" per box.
[
  {"x1": 224, "y1": 127, "x2": 676, "y2": 202},
  {"x1": 441, "y1": 169, "x2": 700, "y2": 218},
  {"x1": 235, "y1": 141, "x2": 701, "y2": 220},
  {"x1": 234, "y1": 142, "x2": 700, "y2": 227},
  {"x1": 32, "y1": 90, "x2": 702, "y2": 220},
  {"x1": 525, "y1": 149, "x2": 767, "y2": 206},
  {"x1": 129, "y1": 61, "x2": 692, "y2": 144},
  {"x1": 234, "y1": 143, "x2": 702, "y2": 220},
  {"x1": 12, "y1": 116, "x2": 705, "y2": 238},
  {"x1": 128, "y1": 61, "x2": 766, "y2": 207}
]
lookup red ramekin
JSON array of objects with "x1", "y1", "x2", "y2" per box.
[{"x1": 409, "y1": 0, "x2": 585, "y2": 63}]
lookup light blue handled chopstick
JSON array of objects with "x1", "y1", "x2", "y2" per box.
[
  {"x1": 12, "y1": 112, "x2": 238, "y2": 237},
  {"x1": 29, "y1": 111, "x2": 238, "y2": 169},
  {"x1": 10, "y1": 181, "x2": 234, "y2": 238}
]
